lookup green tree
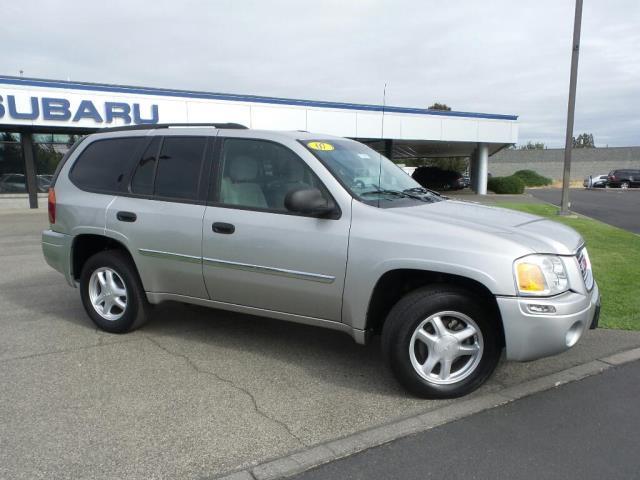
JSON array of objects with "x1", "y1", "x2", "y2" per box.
[
  {"x1": 427, "y1": 102, "x2": 452, "y2": 111},
  {"x1": 35, "y1": 144, "x2": 63, "y2": 175},
  {"x1": 519, "y1": 141, "x2": 546, "y2": 150},
  {"x1": 573, "y1": 133, "x2": 595, "y2": 148}
]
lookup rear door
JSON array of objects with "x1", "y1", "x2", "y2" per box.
[
  {"x1": 106, "y1": 134, "x2": 212, "y2": 298},
  {"x1": 201, "y1": 134, "x2": 351, "y2": 321}
]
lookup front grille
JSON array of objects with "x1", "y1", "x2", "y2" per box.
[{"x1": 577, "y1": 247, "x2": 594, "y2": 291}]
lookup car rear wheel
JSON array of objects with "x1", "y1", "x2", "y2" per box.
[
  {"x1": 80, "y1": 250, "x2": 149, "y2": 333},
  {"x1": 621, "y1": 181, "x2": 630, "y2": 189},
  {"x1": 382, "y1": 285, "x2": 501, "y2": 398}
]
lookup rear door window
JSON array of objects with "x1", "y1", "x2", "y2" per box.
[
  {"x1": 154, "y1": 137, "x2": 206, "y2": 201},
  {"x1": 70, "y1": 137, "x2": 144, "y2": 193},
  {"x1": 130, "y1": 137, "x2": 161, "y2": 196}
]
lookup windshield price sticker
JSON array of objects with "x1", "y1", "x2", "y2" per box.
[{"x1": 307, "y1": 141, "x2": 335, "y2": 151}]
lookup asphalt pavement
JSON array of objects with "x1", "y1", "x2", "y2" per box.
[
  {"x1": 529, "y1": 188, "x2": 640, "y2": 233},
  {"x1": 2, "y1": 210, "x2": 640, "y2": 480},
  {"x1": 293, "y1": 360, "x2": 640, "y2": 480}
]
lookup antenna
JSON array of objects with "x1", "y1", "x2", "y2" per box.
[
  {"x1": 377, "y1": 83, "x2": 387, "y2": 207},
  {"x1": 381, "y1": 82, "x2": 387, "y2": 138}
]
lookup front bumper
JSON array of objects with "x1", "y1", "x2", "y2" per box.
[
  {"x1": 497, "y1": 281, "x2": 600, "y2": 362},
  {"x1": 42, "y1": 229, "x2": 75, "y2": 287}
]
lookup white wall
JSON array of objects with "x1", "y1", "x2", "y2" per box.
[{"x1": 0, "y1": 81, "x2": 518, "y2": 144}]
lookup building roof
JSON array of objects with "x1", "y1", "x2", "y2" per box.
[{"x1": 0, "y1": 75, "x2": 517, "y2": 121}]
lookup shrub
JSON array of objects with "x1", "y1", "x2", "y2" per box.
[
  {"x1": 513, "y1": 169, "x2": 553, "y2": 187},
  {"x1": 488, "y1": 175, "x2": 525, "y2": 194}
]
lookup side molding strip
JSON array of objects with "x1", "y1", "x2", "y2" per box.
[
  {"x1": 138, "y1": 248, "x2": 201, "y2": 264},
  {"x1": 203, "y1": 257, "x2": 335, "y2": 284},
  {"x1": 138, "y1": 249, "x2": 335, "y2": 284}
]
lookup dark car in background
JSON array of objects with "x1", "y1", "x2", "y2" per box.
[
  {"x1": 412, "y1": 166, "x2": 465, "y2": 191},
  {"x1": 607, "y1": 169, "x2": 640, "y2": 189}
]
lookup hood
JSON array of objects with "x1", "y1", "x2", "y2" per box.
[{"x1": 389, "y1": 200, "x2": 583, "y2": 255}]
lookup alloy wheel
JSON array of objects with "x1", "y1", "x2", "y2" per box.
[
  {"x1": 409, "y1": 311, "x2": 484, "y2": 385},
  {"x1": 88, "y1": 267, "x2": 128, "y2": 321}
]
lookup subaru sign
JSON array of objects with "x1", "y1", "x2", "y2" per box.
[{"x1": 0, "y1": 95, "x2": 159, "y2": 125}]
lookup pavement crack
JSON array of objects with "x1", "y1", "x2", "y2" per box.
[
  {"x1": 0, "y1": 337, "x2": 138, "y2": 364},
  {"x1": 145, "y1": 335, "x2": 305, "y2": 447}
]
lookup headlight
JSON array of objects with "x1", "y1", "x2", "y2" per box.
[{"x1": 514, "y1": 255, "x2": 569, "y2": 296}]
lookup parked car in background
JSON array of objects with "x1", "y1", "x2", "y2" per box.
[
  {"x1": 0, "y1": 173, "x2": 26, "y2": 193},
  {"x1": 607, "y1": 169, "x2": 640, "y2": 189},
  {"x1": 412, "y1": 166, "x2": 465, "y2": 191},
  {"x1": 583, "y1": 174, "x2": 608, "y2": 189},
  {"x1": 400, "y1": 165, "x2": 417, "y2": 177},
  {"x1": 0, "y1": 173, "x2": 52, "y2": 193},
  {"x1": 461, "y1": 175, "x2": 471, "y2": 188}
]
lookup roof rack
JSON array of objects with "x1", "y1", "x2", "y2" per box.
[{"x1": 97, "y1": 123, "x2": 248, "y2": 133}]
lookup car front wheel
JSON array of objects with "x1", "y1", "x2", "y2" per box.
[{"x1": 382, "y1": 285, "x2": 501, "y2": 398}]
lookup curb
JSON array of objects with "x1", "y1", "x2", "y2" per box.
[{"x1": 214, "y1": 346, "x2": 640, "y2": 480}]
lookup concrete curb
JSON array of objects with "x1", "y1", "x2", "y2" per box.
[{"x1": 214, "y1": 346, "x2": 640, "y2": 480}]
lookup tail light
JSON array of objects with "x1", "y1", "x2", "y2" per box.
[{"x1": 48, "y1": 188, "x2": 56, "y2": 224}]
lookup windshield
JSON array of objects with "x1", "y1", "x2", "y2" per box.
[{"x1": 302, "y1": 139, "x2": 443, "y2": 205}]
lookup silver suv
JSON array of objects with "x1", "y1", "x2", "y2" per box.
[{"x1": 42, "y1": 124, "x2": 600, "y2": 398}]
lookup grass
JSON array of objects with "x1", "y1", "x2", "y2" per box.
[{"x1": 497, "y1": 202, "x2": 640, "y2": 331}]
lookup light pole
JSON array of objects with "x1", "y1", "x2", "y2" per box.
[{"x1": 559, "y1": 0, "x2": 584, "y2": 215}]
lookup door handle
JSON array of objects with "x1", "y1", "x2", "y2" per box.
[
  {"x1": 117, "y1": 211, "x2": 137, "y2": 222},
  {"x1": 212, "y1": 222, "x2": 235, "y2": 234}
]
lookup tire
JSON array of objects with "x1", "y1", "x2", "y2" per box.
[
  {"x1": 382, "y1": 285, "x2": 501, "y2": 399},
  {"x1": 621, "y1": 181, "x2": 629, "y2": 189},
  {"x1": 80, "y1": 249, "x2": 149, "y2": 333}
]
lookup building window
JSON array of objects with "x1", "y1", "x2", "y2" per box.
[
  {"x1": 0, "y1": 132, "x2": 26, "y2": 194},
  {"x1": 34, "y1": 134, "x2": 83, "y2": 192}
]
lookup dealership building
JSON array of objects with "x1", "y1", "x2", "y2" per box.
[{"x1": 0, "y1": 75, "x2": 518, "y2": 208}]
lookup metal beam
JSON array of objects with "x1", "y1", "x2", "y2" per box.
[
  {"x1": 20, "y1": 133, "x2": 38, "y2": 209},
  {"x1": 476, "y1": 143, "x2": 489, "y2": 195},
  {"x1": 384, "y1": 139, "x2": 393, "y2": 161}
]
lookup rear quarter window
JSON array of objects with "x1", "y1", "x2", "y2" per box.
[{"x1": 69, "y1": 137, "x2": 144, "y2": 193}]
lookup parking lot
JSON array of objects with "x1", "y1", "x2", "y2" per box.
[
  {"x1": 2, "y1": 210, "x2": 640, "y2": 480},
  {"x1": 529, "y1": 188, "x2": 640, "y2": 234}
]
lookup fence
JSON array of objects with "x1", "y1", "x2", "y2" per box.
[{"x1": 491, "y1": 146, "x2": 640, "y2": 181}]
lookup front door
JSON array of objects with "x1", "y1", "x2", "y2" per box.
[{"x1": 201, "y1": 136, "x2": 351, "y2": 321}]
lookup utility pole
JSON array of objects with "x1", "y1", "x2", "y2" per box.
[{"x1": 560, "y1": 0, "x2": 583, "y2": 215}]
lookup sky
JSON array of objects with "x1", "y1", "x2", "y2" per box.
[{"x1": 2, "y1": 0, "x2": 639, "y2": 147}]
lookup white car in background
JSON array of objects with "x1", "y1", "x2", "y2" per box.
[{"x1": 583, "y1": 174, "x2": 608, "y2": 189}]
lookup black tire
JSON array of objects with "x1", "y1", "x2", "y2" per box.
[
  {"x1": 80, "y1": 249, "x2": 149, "y2": 333},
  {"x1": 382, "y1": 285, "x2": 501, "y2": 399}
]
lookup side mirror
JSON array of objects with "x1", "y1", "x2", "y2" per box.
[{"x1": 284, "y1": 188, "x2": 337, "y2": 217}]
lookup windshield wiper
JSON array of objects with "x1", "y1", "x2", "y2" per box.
[
  {"x1": 361, "y1": 189, "x2": 426, "y2": 201},
  {"x1": 403, "y1": 187, "x2": 446, "y2": 199}
]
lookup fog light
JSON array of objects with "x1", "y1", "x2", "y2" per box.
[
  {"x1": 527, "y1": 304, "x2": 557, "y2": 314},
  {"x1": 566, "y1": 321, "x2": 583, "y2": 347}
]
